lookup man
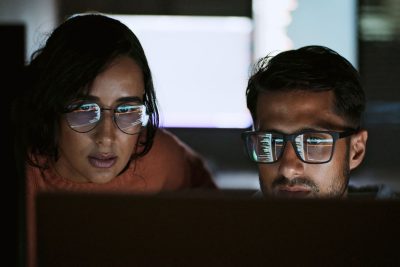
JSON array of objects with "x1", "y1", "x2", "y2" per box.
[{"x1": 242, "y1": 45, "x2": 368, "y2": 198}]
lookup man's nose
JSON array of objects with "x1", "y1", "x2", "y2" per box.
[{"x1": 277, "y1": 141, "x2": 305, "y2": 179}]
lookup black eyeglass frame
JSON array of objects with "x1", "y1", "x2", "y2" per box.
[
  {"x1": 63, "y1": 102, "x2": 149, "y2": 135},
  {"x1": 241, "y1": 129, "x2": 358, "y2": 164}
]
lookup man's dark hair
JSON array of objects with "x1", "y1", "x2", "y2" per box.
[
  {"x1": 15, "y1": 13, "x2": 159, "y2": 168},
  {"x1": 246, "y1": 45, "x2": 365, "y2": 128}
]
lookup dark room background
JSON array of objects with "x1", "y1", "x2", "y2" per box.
[{"x1": 1, "y1": 0, "x2": 399, "y2": 190}]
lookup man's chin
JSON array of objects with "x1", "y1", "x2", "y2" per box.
[
  {"x1": 274, "y1": 189, "x2": 313, "y2": 198},
  {"x1": 269, "y1": 186, "x2": 317, "y2": 198}
]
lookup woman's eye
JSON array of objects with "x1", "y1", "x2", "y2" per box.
[
  {"x1": 117, "y1": 106, "x2": 131, "y2": 113},
  {"x1": 66, "y1": 101, "x2": 97, "y2": 112},
  {"x1": 116, "y1": 104, "x2": 140, "y2": 114},
  {"x1": 78, "y1": 103, "x2": 97, "y2": 111}
]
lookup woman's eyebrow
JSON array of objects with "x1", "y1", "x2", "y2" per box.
[
  {"x1": 116, "y1": 96, "x2": 143, "y2": 103},
  {"x1": 74, "y1": 96, "x2": 142, "y2": 103},
  {"x1": 75, "y1": 95, "x2": 99, "y2": 101}
]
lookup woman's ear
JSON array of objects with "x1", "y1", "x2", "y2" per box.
[{"x1": 349, "y1": 129, "x2": 368, "y2": 171}]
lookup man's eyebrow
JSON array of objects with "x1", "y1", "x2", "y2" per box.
[
  {"x1": 310, "y1": 120, "x2": 351, "y2": 131},
  {"x1": 258, "y1": 125, "x2": 344, "y2": 134},
  {"x1": 258, "y1": 128, "x2": 282, "y2": 133}
]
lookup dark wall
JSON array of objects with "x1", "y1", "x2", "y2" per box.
[
  {"x1": 1, "y1": 24, "x2": 26, "y2": 267},
  {"x1": 357, "y1": 41, "x2": 400, "y2": 185},
  {"x1": 359, "y1": 41, "x2": 400, "y2": 101},
  {"x1": 58, "y1": 0, "x2": 252, "y2": 21},
  {"x1": 167, "y1": 128, "x2": 254, "y2": 173}
]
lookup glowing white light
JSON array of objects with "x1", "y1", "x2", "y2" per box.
[{"x1": 111, "y1": 15, "x2": 253, "y2": 128}]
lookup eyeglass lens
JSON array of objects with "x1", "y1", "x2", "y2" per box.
[
  {"x1": 250, "y1": 132, "x2": 334, "y2": 163},
  {"x1": 65, "y1": 102, "x2": 147, "y2": 134}
]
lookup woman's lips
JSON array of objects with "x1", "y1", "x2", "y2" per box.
[{"x1": 88, "y1": 155, "x2": 117, "y2": 168}]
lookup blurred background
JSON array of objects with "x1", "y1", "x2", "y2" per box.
[{"x1": 1, "y1": 0, "x2": 399, "y2": 192}]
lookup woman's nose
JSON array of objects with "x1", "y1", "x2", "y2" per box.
[{"x1": 94, "y1": 110, "x2": 117, "y2": 146}]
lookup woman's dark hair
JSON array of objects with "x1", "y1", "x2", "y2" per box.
[
  {"x1": 17, "y1": 13, "x2": 159, "y2": 168},
  {"x1": 246, "y1": 45, "x2": 365, "y2": 128}
]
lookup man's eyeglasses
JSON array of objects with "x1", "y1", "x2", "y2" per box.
[
  {"x1": 241, "y1": 129, "x2": 357, "y2": 164},
  {"x1": 64, "y1": 102, "x2": 149, "y2": 135}
]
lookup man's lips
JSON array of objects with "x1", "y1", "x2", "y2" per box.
[
  {"x1": 275, "y1": 186, "x2": 312, "y2": 197},
  {"x1": 88, "y1": 154, "x2": 117, "y2": 168},
  {"x1": 272, "y1": 177, "x2": 318, "y2": 197}
]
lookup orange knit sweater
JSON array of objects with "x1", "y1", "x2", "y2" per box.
[{"x1": 25, "y1": 129, "x2": 216, "y2": 267}]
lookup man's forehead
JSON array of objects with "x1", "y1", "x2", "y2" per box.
[{"x1": 255, "y1": 90, "x2": 348, "y2": 132}]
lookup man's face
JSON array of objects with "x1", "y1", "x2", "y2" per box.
[{"x1": 255, "y1": 90, "x2": 367, "y2": 198}]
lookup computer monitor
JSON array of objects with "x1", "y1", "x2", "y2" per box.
[{"x1": 36, "y1": 192, "x2": 400, "y2": 266}]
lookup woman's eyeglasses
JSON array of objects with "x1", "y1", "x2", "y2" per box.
[{"x1": 64, "y1": 102, "x2": 149, "y2": 135}]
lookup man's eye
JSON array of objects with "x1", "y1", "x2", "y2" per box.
[
  {"x1": 306, "y1": 136, "x2": 333, "y2": 145},
  {"x1": 307, "y1": 137, "x2": 323, "y2": 144},
  {"x1": 273, "y1": 138, "x2": 284, "y2": 145}
]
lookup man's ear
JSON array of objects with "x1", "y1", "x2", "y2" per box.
[{"x1": 349, "y1": 129, "x2": 368, "y2": 171}]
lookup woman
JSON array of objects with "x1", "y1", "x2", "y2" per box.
[{"x1": 17, "y1": 13, "x2": 216, "y2": 267}]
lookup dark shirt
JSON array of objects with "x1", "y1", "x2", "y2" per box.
[
  {"x1": 252, "y1": 184, "x2": 399, "y2": 199},
  {"x1": 348, "y1": 184, "x2": 399, "y2": 199}
]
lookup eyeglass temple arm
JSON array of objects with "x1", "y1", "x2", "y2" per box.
[{"x1": 338, "y1": 128, "x2": 359, "y2": 138}]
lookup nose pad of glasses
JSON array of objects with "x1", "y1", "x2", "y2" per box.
[{"x1": 96, "y1": 109, "x2": 117, "y2": 132}]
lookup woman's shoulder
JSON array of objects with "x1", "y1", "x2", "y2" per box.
[
  {"x1": 138, "y1": 128, "x2": 207, "y2": 172},
  {"x1": 151, "y1": 128, "x2": 195, "y2": 157},
  {"x1": 137, "y1": 129, "x2": 215, "y2": 189},
  {"x1": 154, "y1": 128, "x2": 184, "y2": 144}
]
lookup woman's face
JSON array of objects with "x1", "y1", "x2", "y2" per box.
[{"x1": 54, "y1": 56, "x2": 145, "y2": 183}]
